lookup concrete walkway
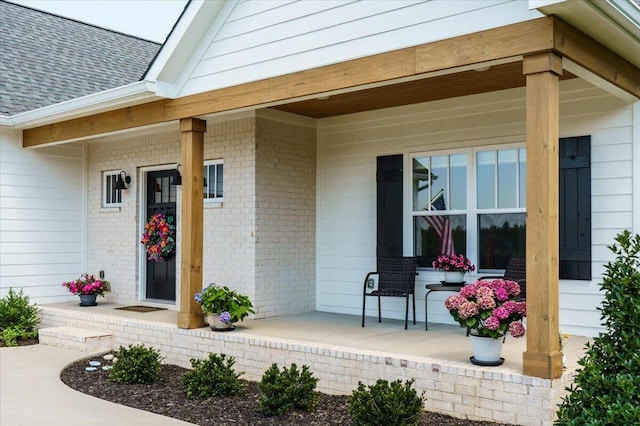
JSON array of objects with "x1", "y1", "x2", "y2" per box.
[{"x1": 0, "y1": 344, "x2": 194, "y2": 426}]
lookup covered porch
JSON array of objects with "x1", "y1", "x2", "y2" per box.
[
  {"x1": 38, "y1": 301, "x2": 588, "y2": 426},
  {"x1": 22, "y1": 13, "x2": 639, "y2": 382}
]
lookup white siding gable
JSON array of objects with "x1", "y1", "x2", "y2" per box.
[{"x1": 170, "y1": 0, "x2": 543, "y2": 97}]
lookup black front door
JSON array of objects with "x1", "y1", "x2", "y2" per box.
[{"x1": 145, "y1": 170, "x2": 177, "y2": 301}]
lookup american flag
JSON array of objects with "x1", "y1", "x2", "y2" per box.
[{"x1": 423, "y1": 190, "x2": 455, "y2": 256}]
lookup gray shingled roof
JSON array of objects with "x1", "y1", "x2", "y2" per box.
[{"x1": 0, "y1": 0, "x2": 161, "y2": 116}]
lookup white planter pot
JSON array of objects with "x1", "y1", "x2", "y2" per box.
[
  {"x1": 469, "y1": 334, "x2": 504, "y2": 365},
  {"x1": 443, "y1": 271, "x2": 464, "y2": 283},
  {"x1": 206, "y1": 313, "x2": 233, "y2": 330}
]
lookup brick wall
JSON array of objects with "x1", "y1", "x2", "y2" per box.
[
  {"x1": 87, "y1": 130, "x2": 182, "y2": 303},
  {"x1": 254, "y1": 111, "x2": 317, "y2": 316},
  {"x1": 87, "y1": 112, "x2": 317, "y2": 318}
]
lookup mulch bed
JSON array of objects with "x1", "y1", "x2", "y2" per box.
[{"x1": 60, "y1": 352, "x2": 512, "y2": 426}]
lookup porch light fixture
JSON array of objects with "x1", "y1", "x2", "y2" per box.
[
  {"x1": 114, "y1": 171, "x2": 131, "y2": 190},
  {"x1": 170, "y1": 164, "x2": 206, "y2": 187},
  {"x1": 171, "y1": 165, "x2": 182, "y2": 186}
]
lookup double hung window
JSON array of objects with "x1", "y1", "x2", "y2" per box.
[
  {"x1": 204, "y1": 160, "x2": 223, "y2": 202},
  {"x1": 103, "y1": 170, "x2": 123, "y2": 207},
  {"x1": 411, "y1": 146, "x2": 526, "y2": 271}
]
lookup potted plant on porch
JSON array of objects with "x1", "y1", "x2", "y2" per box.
[
  {"x1": 445, "y1": 279, "x2": 526, "y2": 365},
  {"x1": 432, "y1": 253, "x2": 475, "y2": 283},
  {"x1": 195, "y1": 283, "x2": 255, "y2": 331},
  {"x1": 62, "y1": 273, "x2": 110, "y2": 306}
]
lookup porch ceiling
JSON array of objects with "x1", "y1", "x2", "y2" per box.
[{"x1": 271, "y1": 61, "x2": 577, "y2": 118}]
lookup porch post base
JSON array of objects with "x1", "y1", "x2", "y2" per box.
[
  {"x1": 177, "y1": 312, "x2": 206, "y2": 329},
  {"x1": 523, "y1": 350, "x2": 563, "y2": 379}
]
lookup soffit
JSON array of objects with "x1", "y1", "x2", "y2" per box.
[{"x1": 271, "y1": 61, "x2": 576, "y2": 119}]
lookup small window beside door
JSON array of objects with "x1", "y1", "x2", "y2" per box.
[
  {"x1": 204, "y1": 160, "x2": 223, "y2": 203},
  {"x1": 103, "y1": 170, "x2": 123, "y2": 207}
]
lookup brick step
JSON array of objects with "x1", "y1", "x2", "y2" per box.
[{"x1": 38, "y1": 326, "x2": 113, "y2": 352}]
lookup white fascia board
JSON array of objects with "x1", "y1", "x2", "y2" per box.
[
  {"x1": 529, "y1": 0, "x2": 566, "y2": 9},
  {"x1": 6, "y1": 81, "x2": 159, "y2": 129},
  {"x1": 145, "y1": 0, "x2": 228, "y2": 98}
]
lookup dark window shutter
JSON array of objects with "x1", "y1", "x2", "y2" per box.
[
  {"x1": 559, "y1": 136, "x2": 591, "y2": 280},
  {"x1": 377, "y1": 155, "x2": 403, "y2": 263}
]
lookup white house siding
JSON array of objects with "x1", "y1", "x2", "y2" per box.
[
  {"x1": 177, "y1": 0, "x2": 541, "y2": 97},
  {"x1": 254, "y1": 110, "x2": 317, "y2": 317},
  {"x1": 315, "y1": 78, "x2": 635, "y2": 338},
  {"x1": 0, "y1": 126, "x2": 85, "y2": 304}
]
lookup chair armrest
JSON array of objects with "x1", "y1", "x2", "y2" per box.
[{"x1": 363, "y1": 272, "x2": 379, "y2": 291}]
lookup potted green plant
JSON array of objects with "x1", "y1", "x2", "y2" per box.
[
  {"x1": 62, "y1": 273, "x2": 110, "y2": 306},
  {"x1": 194, "y1": 283, "x2": 254, "y2": 331},
  {"x1": 444, "y1": 279, "x2": 526, "y2": 365}
]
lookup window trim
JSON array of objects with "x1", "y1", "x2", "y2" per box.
[
  {"x1": 203, "y1": 159, "x2": 224, "y2": 203},
  {"x1": 102, "y1": 169, "x2": 123, "y2": 208},
  {"x1": 406, "y1": 142, "x2": 526, "y2": 272}
]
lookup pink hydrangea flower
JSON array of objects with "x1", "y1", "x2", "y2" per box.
[
  {"x1": 458, "y1": 301, "x2": 479, "y2": 319},
  {"x1": 493, "y1": 306, "x2": 510, "y2": 320},
  {"x1": 483, "y1": 316, "x2": 500, "y2": 330},
  {"x1": 445, "y1": 294, "x2": 465, "y2": 311},
  {"x1": 509, "y1": 321, "x2": 525, "y2": 338},
  {"x1": 477, "y1": 296, "x2": 496, "y2": 310},
  {"x1": 459, "y1": 284, "x2": 477, "y2": 298}
]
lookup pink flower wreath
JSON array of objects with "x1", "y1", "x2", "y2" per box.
[{"x1": 140, "y1": 212, "x2": 176, "y2": 262}]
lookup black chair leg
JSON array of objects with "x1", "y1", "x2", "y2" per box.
[
  {"x1": 404, "y1": 295, "x2": 409, "y2": 330},
  {"x1": 377, "y1": 295, "x2": 382, "y2": 323},
  {"x1": 412, "y1": 293, "x2": 416, "y2": 325},
  {"x1": 362, "y1": 294, "x2": 366, "y2": 327}
]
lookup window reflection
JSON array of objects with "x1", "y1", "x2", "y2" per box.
[{"x1": 478, "y1": 213, "x2": 526, "y2": 269}]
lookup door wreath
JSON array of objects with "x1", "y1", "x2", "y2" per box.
[{"x1": 141, "y1": 212, "x2": 176, "y2": 261}]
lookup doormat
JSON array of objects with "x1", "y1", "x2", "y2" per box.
[{"x1": 114, "y1": 305, "x2": 168, "y2": 313}]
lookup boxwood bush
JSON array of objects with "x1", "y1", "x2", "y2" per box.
[
  {"x1": 556, "y1": 230, "x2": 640, "y2": 425},
  {"x1": 109, "y1": 344, "x2": 163, "y2": 384},
  {"x1": 0, "y1": 288, "x2": 40, "y2": 346},
  {"x1": 181, "y1": 353, "x2": 246, "y2": 399},
  {"x1": 258, "y1": 363, "x2": 319, "y2": 416},
  {"x1": 348, "y1": 378, "x2": 425, "y2": 426}
]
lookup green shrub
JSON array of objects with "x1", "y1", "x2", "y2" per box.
[
  {"x1": 181, "y1": 353, "x2": 246, "y2": 399},
  {"x1": 348, "y1": 378, "x2": 425, "y2": 426},
  {"x1": 556, "y1": 230, "x2": 640, "y2": 425},
  {"x1": 0, "y1": 288, "x2": 40, "y2": 346},
  {"x1": 258, "y1": 363, "x2": 319, "y2": 415},
  {"x1": 109, "y1": 344, "x2": 163, "y2": 384}
]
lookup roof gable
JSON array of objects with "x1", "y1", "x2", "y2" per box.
[{"x1": 0, "y1": 0, "x2": 160, "y2": 116}]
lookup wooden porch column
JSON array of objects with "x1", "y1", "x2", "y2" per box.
[
  {"x1": 177, "y1": 117, "x2": 207, "y2": 329},
  {"x1": 522, "y1": 52, "x2": 563, "y2": 378}
]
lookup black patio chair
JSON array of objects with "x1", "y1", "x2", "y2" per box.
[
  {"x1": 478, "y1": 257, "x2": 526, "y2": 301},
  {"x1": 362, "y1": 256, "x2": 418, "y2": 330}
]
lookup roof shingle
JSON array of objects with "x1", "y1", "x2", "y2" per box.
[{"x1": 0, "y1": 0, "x2": 160, "y2": 116}]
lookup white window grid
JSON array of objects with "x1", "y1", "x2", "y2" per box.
[
  {"x1": 204, "y1": 159, "x2": 223, "y2": 203},
  {"x1": 103, "y1": 170, "x2": 123, "y2": 207},
  {"x1": 407, "y1": 143, "x2": 526, "y2": 271}
]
